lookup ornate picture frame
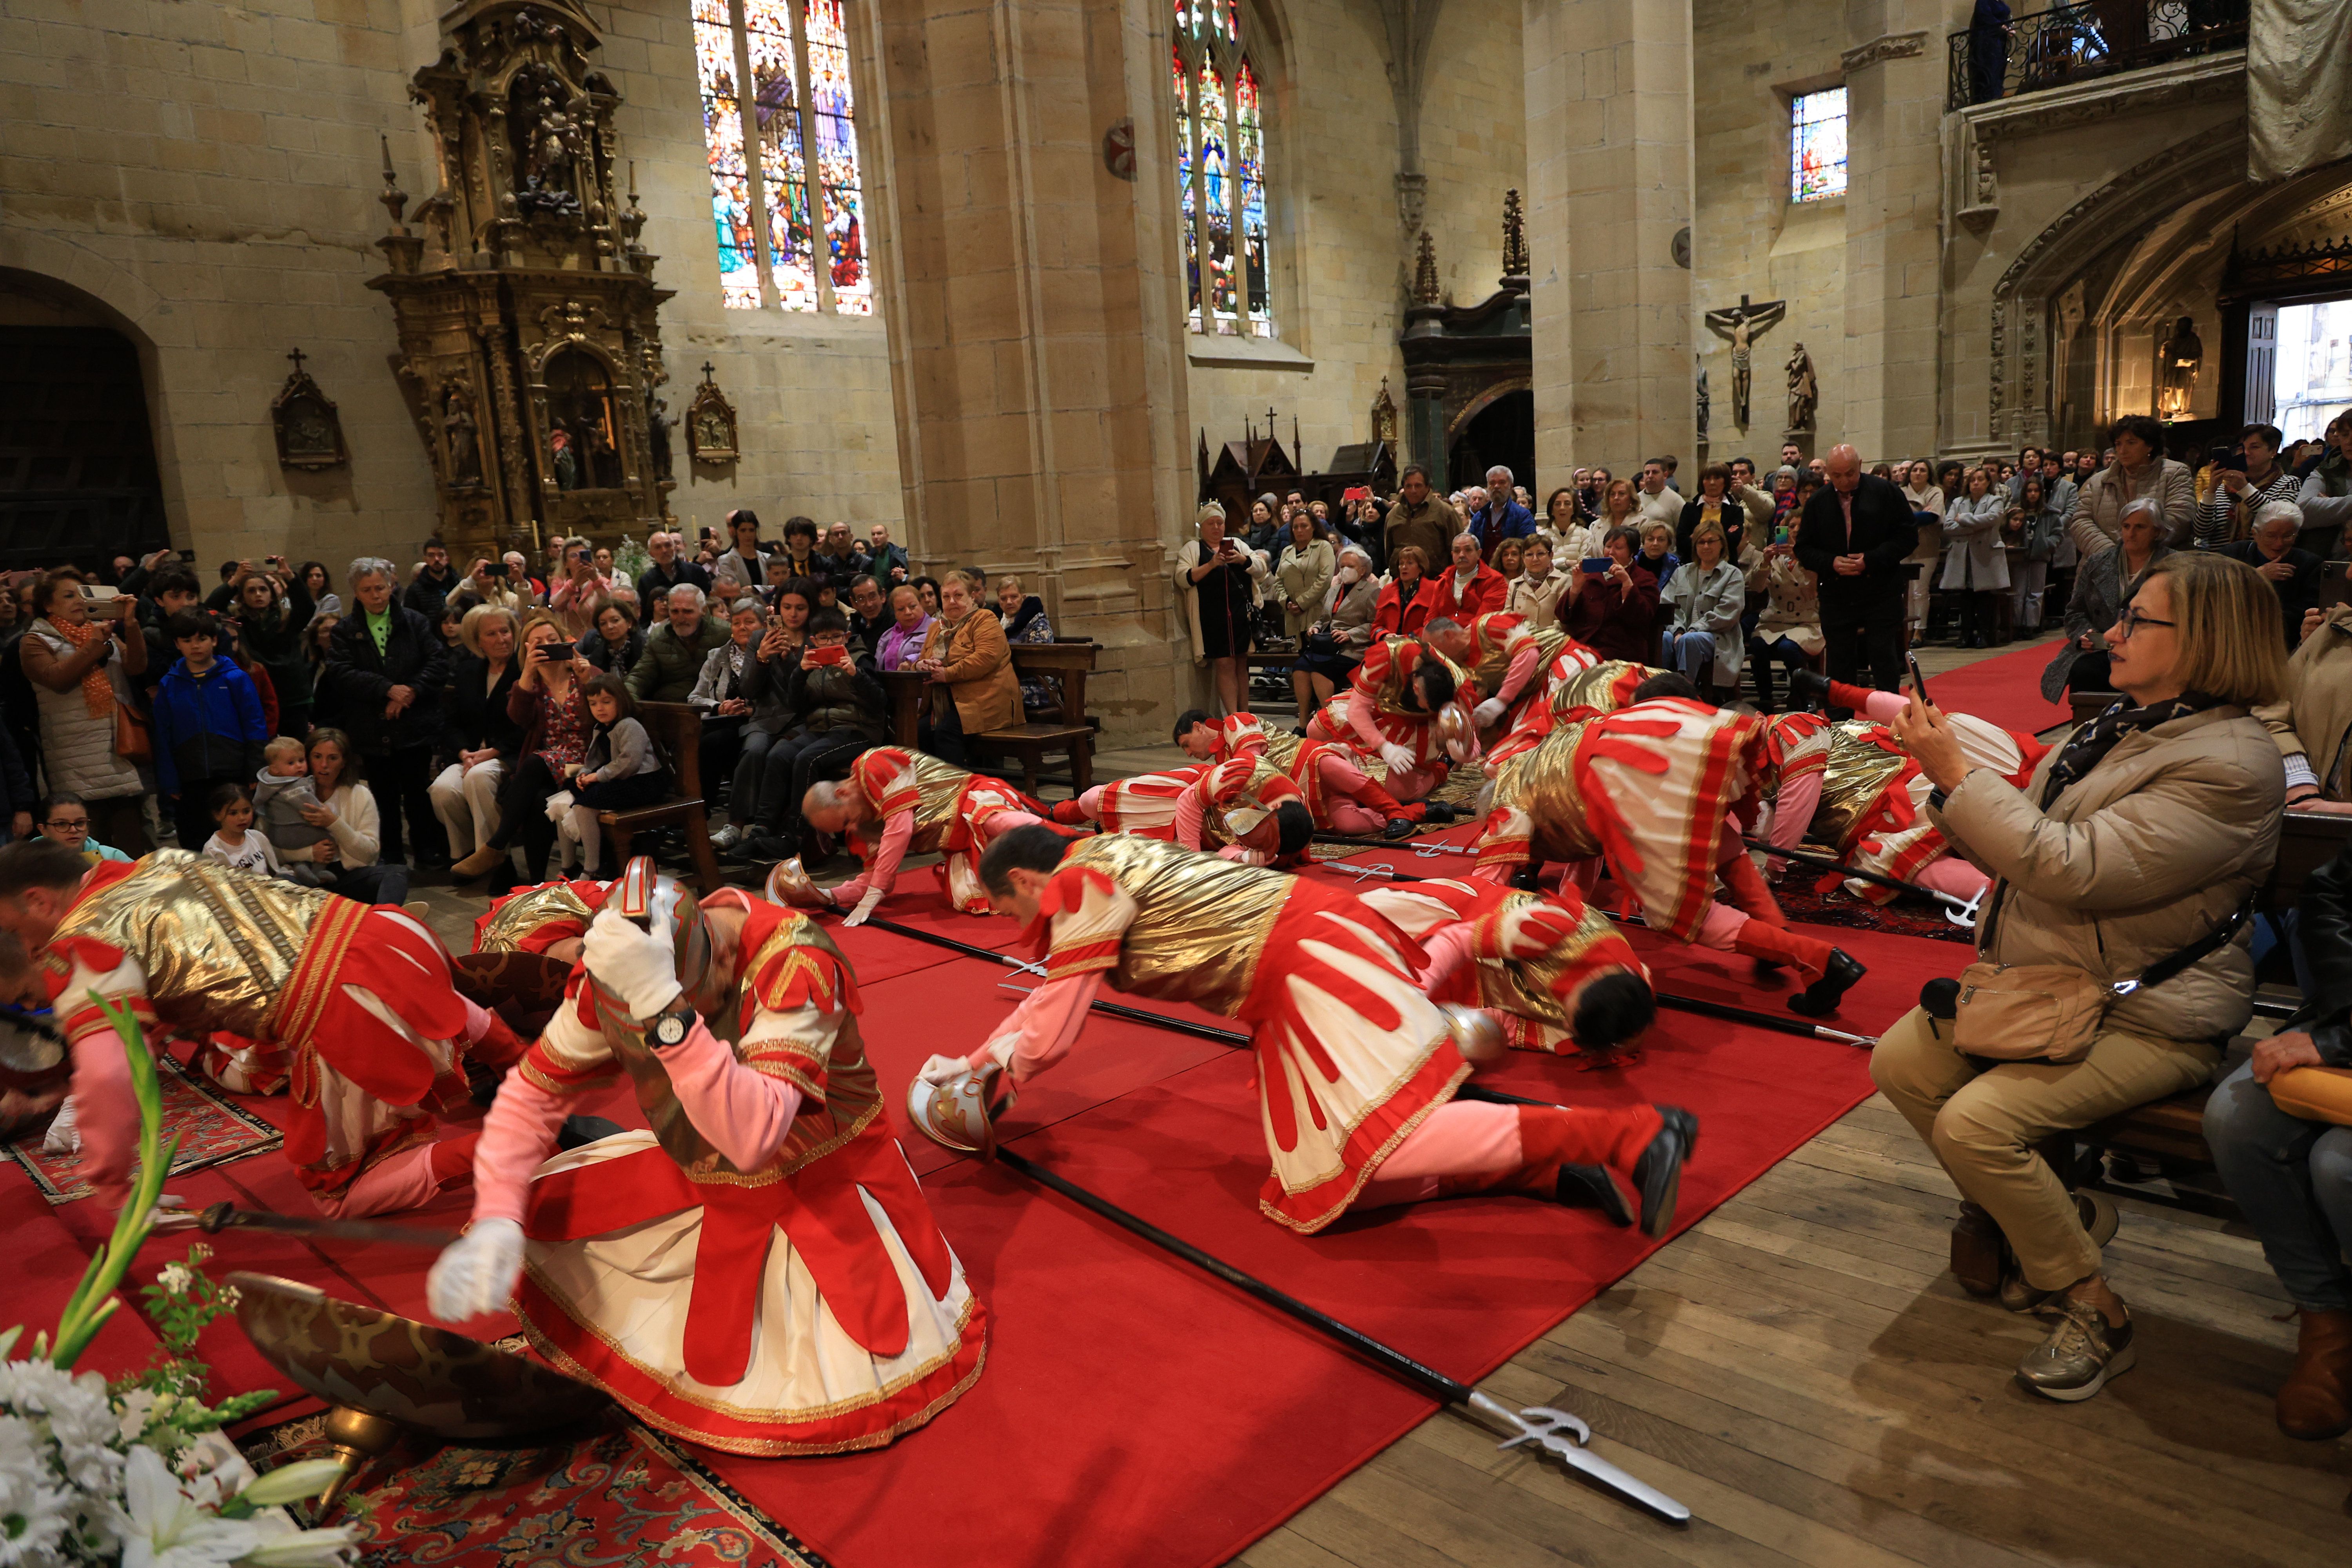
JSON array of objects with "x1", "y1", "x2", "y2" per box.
[
  {"x1": 271, "y1": 349, "x2": 348, "y2": 471},
  {"x1": 686, "y1": 363, "x2": 738, "y2": 464}
]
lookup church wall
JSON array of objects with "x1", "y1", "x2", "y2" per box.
[
  {"x1": 1178, "y1": 0, "x2": 1526, "y2": 488},
  {"x1": 0, "y1": 0, "x2": 904, "y2": 581},
  {"x1": 1688, "y1": 0, "x2": 1853, "y2": 463}
]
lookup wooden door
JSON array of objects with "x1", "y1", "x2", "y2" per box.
[{"x1": 0, "y1": 327, "x2": 167, "y2": 574}]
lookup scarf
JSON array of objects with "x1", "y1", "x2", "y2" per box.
[
  {"x1": 2040, "y1": 691, "x2": 2219, "y2": 809},
  {"x1": 1001, "y1": 596, "x2": 1047, "y2": 641},
  {"x1": 44, "y1": 618, "x2": 116, "y2": 719}
]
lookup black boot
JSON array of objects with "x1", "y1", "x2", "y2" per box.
[
  {"x1": 1788, "y1": 947, "x2": 1866, "y2": 1017},
  {"x1": 1556, "y1": 1163, "x2": 1634, "y2": 1228},
  {"x1": 1634, "y1": 1106, "x2": 1700, "y2": 1238},
  {"x1": 1786, "y1": 668, "x2": 1832, "y2": 711},
  {"x1": 1420, "y1": 802, "x2": 1460, "y2": 824}
]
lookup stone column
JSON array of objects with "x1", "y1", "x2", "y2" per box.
[
  {"x1": 1838, "y1": 9, "x2": 1944, "y2": 461},
  {"x1": 863, "y1": 0, "x2": 1197, "y2": 745},
  {"x1": 1523, "y1": 0, "x2": 1694, "y2": 482}
]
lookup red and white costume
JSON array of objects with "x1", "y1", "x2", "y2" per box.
[
  {"x1": 472, "y1": 878, "x2": 612, "y2": 956},
  {"x1": 829, "y1": 747, "x2": 1051, "y2": 916},
  {"x1": 1057, "y1": 757, "x2": 1303, "y2": 864},
  {"x1": 962, "y1": 835, "x2": 1668, "y2": 1230},
  {"x1": 1361, "y1": 877, "x2": 1650, "y2": 1058},
  {"x1": 476, "y1": 891, "x2": 984, "y2": 1455},
  {"x1": 1759, "y1": 686, "x2": 2042, "y2": 905},
  {"x1": 1457, "y1": 613, "x2": 1557, "y2": 725},
  {"x1": 1486, "y1": 656, "x2": 1651, "y2": 770},
  {"x1": 1209, "y1": 713, "x2": 1420, "y2": 835},
  {"x1": 1303, "y1": 635, "x2": 1480, "y2": 801},
  {"x1": 39, "y1": 851, "x2": 521, "y2": 1215},
  {"x1": 1473, "y1": 697, "x2": 1844, "y2": 982}
]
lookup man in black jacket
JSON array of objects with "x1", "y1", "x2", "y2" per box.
[
  {"x1": 403, "y1": 539, "x2": 461, "y2": 621},
  {"x1": 635, "y1": 529, "x2": 712, "y2": 607},
  {"x1": 1794, "y1": 444, "x2": 1916, "y2": 693},
  {"x1": 323, "y1": 557, "x2": 450, "y2": 867}
]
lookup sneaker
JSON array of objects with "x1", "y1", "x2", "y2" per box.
[
  {"x1": 710, "y1": 824, "x2": 742, "y2": 851},
  {"x1": 2016, "y1": 1297, "x2": 2134, "y2": 1401},
  {"x1": 1555, "y1": 1162, "x2": 1634, "y2": 1228},
  {"x1": 1632, "y1": 1105, "x2": 1699, "y2": 1238}
]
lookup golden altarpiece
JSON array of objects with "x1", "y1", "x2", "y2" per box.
[{"x1": 368, "y1": 0, "x2": 675, "y2": 562}]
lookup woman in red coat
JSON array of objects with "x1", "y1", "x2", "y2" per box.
[
  {"x1": 1371, "y1": 546, "x2": 1435, "y2": 638},
  {"x1": 1560, "y1": 525, "x2": 1659, "y2": 664}
]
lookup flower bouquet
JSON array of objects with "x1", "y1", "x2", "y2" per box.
[{"x1": 1, "y1": 996, "x2": 354, "y2": 1566}]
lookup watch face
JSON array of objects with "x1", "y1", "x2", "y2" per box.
[{"x1": 653, "y1": 1013, "x2": 688, "y2": 1047}]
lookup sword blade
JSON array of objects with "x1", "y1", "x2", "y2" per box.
[
  {"x1": 197, "y1": 1203, "x2": 459, "y2": 1249},
  {"x1": 1540, "y1": 1434, "x2": 1695, "y2": 1524}
]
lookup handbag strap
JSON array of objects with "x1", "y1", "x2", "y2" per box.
[{"x1": 2115, "y1": 895, "x2": 2256, "y2": 998}]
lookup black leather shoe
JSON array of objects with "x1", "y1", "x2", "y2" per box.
[
  {"x1": 742, "y1": 833, "x2": 797, "y2": 863},
  {"x1": 1420, "y1": 802, "x2": 1459, "y2": 824},
  {"x1": 1633, "y1": 1105, "x2": 1699, "y2": 1238},
  {"x1": 1788, "y1": 948, "x2": 1866, "y2": 1016},
  {"x1": 1786, "y1": 668, "x2": 1832, "y2": 710},
  {"x1": 1556, "y1": 1162, "x2": 1634, "y2": 1228},
  {"x1": 1381, "y1": 817, "x2": 1417, "y2": 841}
]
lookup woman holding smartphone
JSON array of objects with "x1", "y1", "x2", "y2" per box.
[
  {"x1": 450, "y1": 612, "x2": 597, "y2": 887},
  {"x1": 1174, "y1": 502, "x2": 1268, "y2": 718}
]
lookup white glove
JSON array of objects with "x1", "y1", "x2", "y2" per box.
[
  {"x1": 43, "y1": 1095, "x2": 78, "y2": 1156},
  {"x1": 581, "y1": 906, "x2": 682, "y2": 1020},
  {"x1": 1446, "y1": 735, "x2": 1474, "y2": 765},
  {"x1": 841, "y1": 886, "x2": 885, "y2": 928},
  {"x1": 917, "y1": 1051, "x2": 975, "y2": 1085},
  {"x1": 1473, "y1": 698, "x2": 1507, "y2": 729},
  {"x1": 1378, "y1": 742, "x2": 1417, "y2": 776},
  {"x1": 426, "y1": 1217, "x2": 526, "y2": 1323}
]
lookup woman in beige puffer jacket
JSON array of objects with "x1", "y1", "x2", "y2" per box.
[{"x1": 1871, "y1": 551, "x2": 2286, "y2": 1404}]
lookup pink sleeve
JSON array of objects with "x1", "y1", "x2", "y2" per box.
[
  {"x1": 967, "y1": 971, "x2": 1103, "y2": 1083},
  {"x1": 1416, "y1": 922, "x2": 1476, "y2": 988},
  {"x1": 830, "y1": 808, "x2": 916, "y2": 903},
  {"x1": 1347, "y1": 686, "x2": 1388, "y2": 752},
  {"x1": 1494, "y1": 642, "x2": 1542, "y2": 704},
  {"x1": 471, "y1": 1070, "x2": 573, "y2": 1226},
  {"x1": 659, "y1": 1016, "x2": 806, "y2": 1171},
  {"x1": 1173, "y1": 786, "x2": 1207, "y2": 850},
  {"x1": 1770, "y1": 770, "x2": 1822, "y2": 852}
]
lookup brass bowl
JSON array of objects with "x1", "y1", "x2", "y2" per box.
[{"x1": 228, "y1": 1272, "x2": 610, "y2": 1441}]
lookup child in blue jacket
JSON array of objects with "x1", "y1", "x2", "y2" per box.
[{"x1": 152, "y1": 610, "x2": 269, "y2": 855}]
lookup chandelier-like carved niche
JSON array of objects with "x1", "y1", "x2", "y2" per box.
[{"x1": 368, "y1": 0, "x2": 674, "y2": 561}]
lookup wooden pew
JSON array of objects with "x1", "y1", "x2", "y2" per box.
[
  {"x1": 878, "y1": 668, "x2": 924, "y2": 746},
  {"x1": 589, "y1": 701, "x2": 723, "y2": 894},
  {"x1": 979, "y1": 642, "x2": 1100, "y2": 795}
]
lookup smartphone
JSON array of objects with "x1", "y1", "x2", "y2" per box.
[
  {"x1": 1906, "y1": 653, "x2": 1932, "y2": 707},
  {"x1": 77, "y1": 584, "x2": 120, "y2": 603},
  {"x1": 487, "y1": 562, "x2": 509, "y2": 578},
  {"x1": 542, "y1": 640, "x2": 576, "y2": 660},
  {"x1": 1581, "y1": 557, "x2": 1610, "y2": 575},
  {"x1": 2210, "y1": 447, "x2": 2248, "y2": 474},
  {"x1": 1774, "y1": 526, "x2": 1791, "y2": 546}
]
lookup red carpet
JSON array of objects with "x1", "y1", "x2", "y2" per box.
[{"x1": 1921, "y1": 636, "x2": 2074, "y2": 734}]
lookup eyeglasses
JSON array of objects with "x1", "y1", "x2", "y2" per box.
[
  {"x1": 41, "y1": 818, "x2": 89, "y2": 831},
  {"x1": 2115, "y1": 606, "x2": 2178, "y2": 638}
]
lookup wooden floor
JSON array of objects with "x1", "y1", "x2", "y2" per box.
[{"x1": 1237, "y1": 1094, "x2": 2352, "y2": 1567}]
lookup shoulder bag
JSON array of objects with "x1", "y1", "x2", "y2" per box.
[{"x1": 1952, "y1": 897, "x2": 2254, "y2": 1063}]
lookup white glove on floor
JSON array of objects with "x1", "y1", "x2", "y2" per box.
[
  {"x1": 43, "y1": 1094, "x2": 78, "y2": 1156},
  {"x1": 426, "y1": 1217, "x2": 526, "y2": 1323},
  {"x1": 1473, "y1": 698, "x2": 1507, "y2": 729},
  {"x1": 1378, "y1": 742, "x2": 1417, "y2": 776},
  {"x1": 581, "y1": 907, "x2": 682, "y2": 1020},
  {"x1": 841, "y1": 886, "x2": 886, "y2": 928}
]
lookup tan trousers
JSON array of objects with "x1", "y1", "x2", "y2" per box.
[{"x1": 1869, "y1": 1006, "x2": 2220, "y2": 1290}]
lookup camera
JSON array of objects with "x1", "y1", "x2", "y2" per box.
[
  {"x1": 541, "y1": 640, "x2": 576, "y2": 660},
  {"x1": 487, "y1": 562, "x2": 509, "y2": 578},
  {"x1": 2208, "y1": 444, "x2": 2249, "y2": 474}
]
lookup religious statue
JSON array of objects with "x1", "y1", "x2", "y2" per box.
[
  {"x1": 686, "y1": 363, "x2": 740, "y2": 464},
  {"x1": 2158, "y1": 314, "x2": 2203, "y2": 418},
  {"x1": 270, "y1": 347, "x2": 348, "y2": 471},
  {"x1": 647, "y1": 394, "x2": 674, "y2": 484},
  {"x1": 550, "y1": 427, "x2": 578, "y2": 491},
  {"x1": 442, "y1": 388, "x2": 482, "y2": 488},
  {"x1": 1695, "y1": 366, "x2": 1710, "y2": 443},
  {"x1": 1702, "y1": 295, "x2": 1786, "y2": 430},
  {"x1": 1786, "y1": 343, "x2": 1818, "y2": 434},
  {"x1": 514, "y1": 71, "x2": 587, "y2": 217}
]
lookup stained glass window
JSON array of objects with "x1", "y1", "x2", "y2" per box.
[
  {"x1": 691, "y1": 0, "x2": 871, "y2": 315},
  {"x1": 1172, "y1": 1, "x2": 1274, "y2": 337},
  {"x1": 1790, "y1": 87, "x2": 1847, "y2": 203}
]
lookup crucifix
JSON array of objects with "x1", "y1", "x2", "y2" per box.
[
  {"x1": 700, "y1": 361, "x2": 716, "y2": 384},
  {"x1": 1701, "y1": 295, "x2": 1786, "y2": 430},
  {"x1": 286, "y1": 347, "x2": 309, "y2": 379}
]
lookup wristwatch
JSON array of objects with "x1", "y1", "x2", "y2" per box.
[{"x1": 648, "y1": 1003, "x2": 693, "y2": 1051}]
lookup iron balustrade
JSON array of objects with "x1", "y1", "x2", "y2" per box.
[{"x1": 1947, "y1": 0, "x2": 2247, "y2": 112}]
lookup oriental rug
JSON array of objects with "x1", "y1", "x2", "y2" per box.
[
  {"x1": 241, "y1": 1412, "x2": 830, "y2": 1568},
  {"x1": 3, "y1": 1051, "x2": 281, "y2": 1204}
]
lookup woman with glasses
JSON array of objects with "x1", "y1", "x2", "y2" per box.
[
  {"x1": 2042, "y1": 498, "x2": 2170, "y2": 701},
  {"x1": 30, "y1": 790, "x2": 132, "y2": 862},
  {"x1": 1873, "y1": 551, "x2": 2288, "y2": 1403}
]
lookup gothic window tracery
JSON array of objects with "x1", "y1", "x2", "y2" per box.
[
  {"x1": 692, "y1": 0, "x2": 871, "y2": 314},
  {"x1": 1172, "y1": 0, "x2": 1274, "y2": 337}
]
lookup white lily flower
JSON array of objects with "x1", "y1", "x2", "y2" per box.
[
  {"x1": 233, "y1": 1460, "x2": 349, "y2": 1510},
  {"x1": 234, "y1": 1526, "x2": 358, "y2": 1566},
  {"x1": 113, "y1": 1444, "x2": 261, "y2": 1568}
]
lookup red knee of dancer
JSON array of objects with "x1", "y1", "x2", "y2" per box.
[
  {"x1": 1730, "y1": 918, "x2": 1834, "y2": 981},
  {"x1": 1715, "y1": 838, "x2": 1788, "y2": 929},
  {"x1": 1048, "y1": 798, "x2": 1092, "y2": 826}
]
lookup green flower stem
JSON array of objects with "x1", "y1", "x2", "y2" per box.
[{"x1": 51, "y1": 992, "x2": 183, "y2": 1369}]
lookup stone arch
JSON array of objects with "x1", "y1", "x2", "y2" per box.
[{"x1": 1987, "y1": 118, "x2": 2245, "y2": 451}]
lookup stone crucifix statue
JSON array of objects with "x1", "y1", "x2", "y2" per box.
[
  {"x1": 1701, "y1": 294, "x2": 1786, "y2": 430},
  {"x1": 1786, "y1": 343, "x2": 1818, "y2": 433}
]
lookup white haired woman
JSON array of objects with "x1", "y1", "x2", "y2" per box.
[
  {"x1": 428, "y1": 603, "x2": 524, "y2": 860},
  {"x1": 1175, "y1": 503, "x2": 1267, "y2": 717},
  {"x1": 1874, "y1": 550, "x2": 2288, "y2": 1401}
]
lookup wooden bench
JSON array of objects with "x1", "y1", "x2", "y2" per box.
[
  {"x1": 879, "y1": 668, "x2": 924, "y2": 747},
  {"x1": 978, "y1": 641, "x2": 1100, "y2": 795},
  {"x1": 588, "y1": 701, "x2": 723, "y2": 894},
  {"x1": 2080, "y1": 809, "x2": 2351, "y2": 1186}
]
